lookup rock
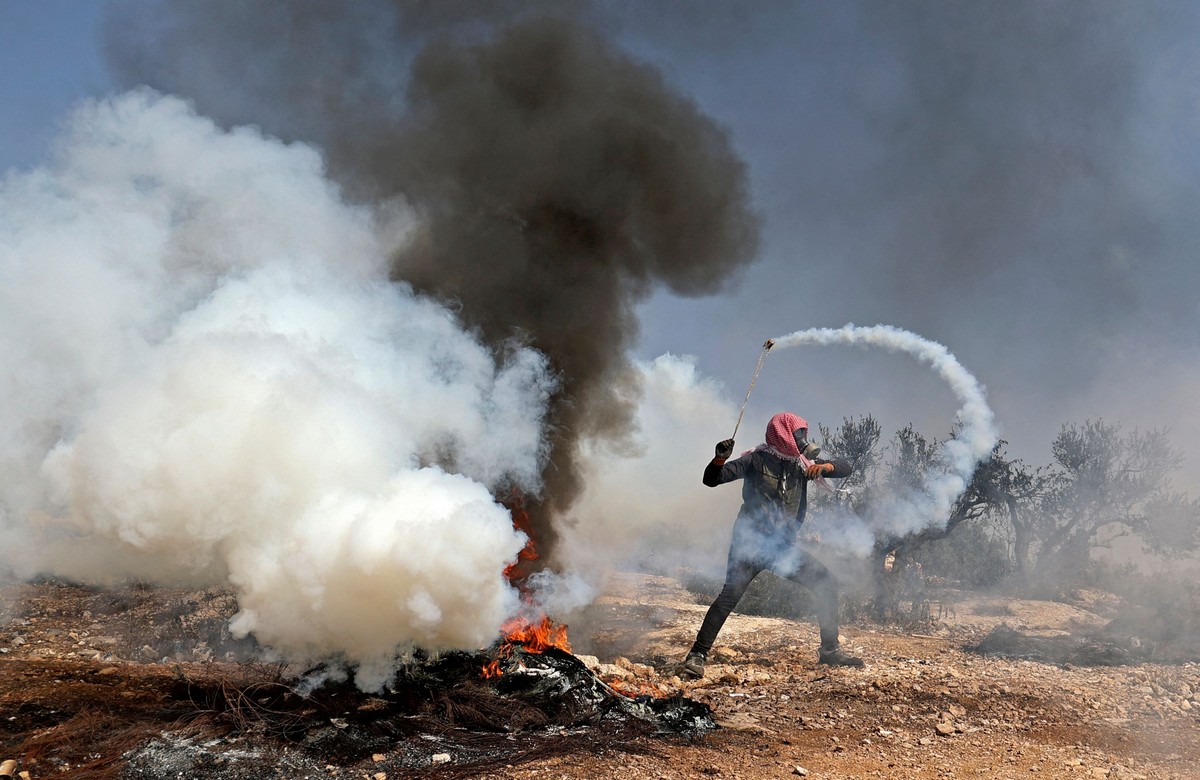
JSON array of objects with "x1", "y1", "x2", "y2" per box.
[
  {"x1": 595, "y1": 663, "x2": 633, "y2": 680},
  {"x1": 935, "y1": 721, "x2": 956, "y2": 736},
  {"x1": 739, "y1": 668, "x2": 773, "y2": 684},
  {"x1": 431, "y1": 753, "x2": 451, "y2": 765},
  {"x1": 792, "y1": 766, "x2": 809, "y2": 776},
  {"x1": 714, "y1": 712, "x2": 773, "y2": 733},
  {"x1": 575, "y1": 654, "x2": 601, "y2": 670},
  {"x1": 372, "y1": 753, "x2": 386, "y2": 762}
]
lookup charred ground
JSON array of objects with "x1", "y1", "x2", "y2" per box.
[{"x1": 0, "y1": 574, "x2": 1197, "y2": 779}]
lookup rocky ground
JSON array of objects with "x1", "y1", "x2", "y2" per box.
[{"x1": 0, "y1": 573, "x2": 1197, "y2": 779}]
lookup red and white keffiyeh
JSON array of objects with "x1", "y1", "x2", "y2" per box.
[{"x1": 755, "y1": 411, "x2": 831, "y2": 491}]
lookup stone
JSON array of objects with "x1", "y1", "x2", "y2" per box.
[
  {"x1": 594, "y1": 663, "x2": 633, "y2": 679},
  {"x1": 575, "y1": 654, "x2": 600, "y2": 670},
  {"x1": 431, "y1": 753, "x2": 451, "y2": 765}
]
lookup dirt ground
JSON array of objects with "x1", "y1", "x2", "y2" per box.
[{"x1": 1, "y1": 573, "x2": 1197, "y2": 780}]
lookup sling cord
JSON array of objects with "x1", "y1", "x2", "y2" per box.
[{"x1": 731, "y1": 339, "x2": 774, "y2": 440}]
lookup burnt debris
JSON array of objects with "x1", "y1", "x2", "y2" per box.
[{"x1": 121, "y1": 647, "x2": 714, "y2": 779}]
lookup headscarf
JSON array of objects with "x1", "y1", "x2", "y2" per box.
[
  {"x1": 764, "y1": 412, "x2": 807, "y2": 459},
  {"x1": 758, "y1": 411, "x2": 831, "y2": 491}
]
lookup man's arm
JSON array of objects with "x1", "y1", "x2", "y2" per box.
[
  {"x1": 805, "y1": 458, "x2": 853, "y2": 480},
  {"x1": 703, "y1": 439, "x2": 751, "y2": 487}
]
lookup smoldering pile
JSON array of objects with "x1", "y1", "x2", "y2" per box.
[
  {"x1": 400, "y1": 645, "x2": 713, "y2": 735},
  {"x1": 121, "y1": 646, "x2": 715, "y2": 778}
]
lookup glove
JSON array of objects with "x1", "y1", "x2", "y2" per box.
[
  {"x1": 715, "y1": 439, "x2": 735, "y2": 460},
  {"x1": 805, "y1": 462, "x2": 834, "y2": 480}
]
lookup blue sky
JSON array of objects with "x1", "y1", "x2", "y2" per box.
[{"x1": 0, "y1": 1, "x2": 112, "y2": 171}]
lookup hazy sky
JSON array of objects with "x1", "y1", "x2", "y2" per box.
[{"x1": 3, "y1": 1, "x2": 1197, "y2": 490}]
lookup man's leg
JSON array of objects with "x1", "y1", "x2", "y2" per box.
[
  {"x1": 683, "y1": 560, "x2": 761, "y2": 677},
  {"x1": 790, "y1": 556, "x2": 863, "y2": 667}
]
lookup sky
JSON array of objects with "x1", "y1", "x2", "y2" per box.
[{"x1": 2, "y1": 0, "x2": 1198, "y2": 492}]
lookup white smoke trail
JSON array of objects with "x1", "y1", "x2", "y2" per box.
[
  {"x1": 0, "y1": 89, "x2": 554, "y2": 690},
  {"x1": 772, "y1": 324, "x2": 998, "y2": 547}
]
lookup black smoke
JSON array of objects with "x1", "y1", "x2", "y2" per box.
[{"x1": 104, "y1": 1, "x2": 759, "y2": 558}]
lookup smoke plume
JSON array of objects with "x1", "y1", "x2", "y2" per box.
[
  {"x1": 0, "y1": 90, "x2": 556, "y2": 690},
  {"x1": 104, "y1": 1, "x2": 760, "y2": 558},
  {"x1": 565, "y1": 355, "x2": 742, "y2": 579},
  {"x1": 771, "y1": 324, "x2": 998, "y2": 552}
]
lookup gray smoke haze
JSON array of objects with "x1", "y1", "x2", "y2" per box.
[
  {"x1": 616, "y1": 2, "x2": 1200, "y2": 488},
  {"x1": 104, "y1": 1, "x2": 760, "y2": 556}
]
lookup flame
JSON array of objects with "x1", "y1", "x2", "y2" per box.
[
  {"x1": 499, "y1": 613, "x2": 572, "y2": 654},
  {"x1": 481, "y1": 614, "x2": 572, "y2": 679},
  {"x1": 502, "y1": 495, "x2": 539, "y2": 584},
  {"x1": 481, "y1": 657, "x2": 504, "y2": 679},
  {"x1": 482, "y1": 490, "x2": 572, "y2": 679}
]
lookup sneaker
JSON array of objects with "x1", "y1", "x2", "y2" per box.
[
  {"x1": 682, "y1": 651, "x2": 706, "y2": 678},
  {"x1": 818, "y1": 647, "x2": 864, "y2": 667}
]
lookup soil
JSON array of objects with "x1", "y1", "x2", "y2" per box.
[{"x1": 0, "y1": 573, "x2": 1197, "y2": 780}]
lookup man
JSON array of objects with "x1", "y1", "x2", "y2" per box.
[{"x1": 683, "y1": 412, "x2": 862, "y2": 678}]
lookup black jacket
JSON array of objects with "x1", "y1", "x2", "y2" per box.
[{"x1": 704, "y1": 449, "x2": 852, "y2": 527}]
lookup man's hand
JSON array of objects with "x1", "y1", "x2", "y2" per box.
[
  {"x1": 805, "y1": 462, "x2": 834, "y2": 480},
  {"x1": 715, "y1": 439, "x2": 735, "y2": 460}
]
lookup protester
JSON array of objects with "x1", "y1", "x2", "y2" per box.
[{"x1": 683, "y1": 412, "x2": 861, "y2": 678}]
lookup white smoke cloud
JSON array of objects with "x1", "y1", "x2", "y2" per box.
[
  {"x1": 565, "y1": 354, "x2": 742, "y2": 579},
  {"x1": 772, "y1": 324, "x2": 998, "y2": 550},
  {"x1": 0, "y1": 89, "x2": 554, "y2": 689}
]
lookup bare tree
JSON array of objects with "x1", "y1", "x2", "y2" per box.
[
  {"x1": 1029, "y1": 421, "x2": 1196, "y2": 588},
  {"x1": 818, "y1": 415, "x2": 883, "y2": 492}
]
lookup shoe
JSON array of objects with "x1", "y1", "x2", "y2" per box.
[
  {"x1": 818, "y1": 647, "x2": 864, "y2": 667},
  {"x1": 682, "y1": 651, "x2": 706, "y2": 678}
]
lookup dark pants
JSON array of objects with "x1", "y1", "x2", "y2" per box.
[{"x1": 690, "y1": 516, "x2": 841, "y2": 657}]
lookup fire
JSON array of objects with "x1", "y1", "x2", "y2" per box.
[
  {"x1": 481, "y1": 614, "x2": 573, "y2": 679},
  {"x1": 502, "y1": 494, "x2": 539, "y2": 585},
  {"x1": 497, "y1": 613, "x2": 572, "y2": 654},
  {"x1": 482, "y1": 491, "x2": 572, "y2": 679}
]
